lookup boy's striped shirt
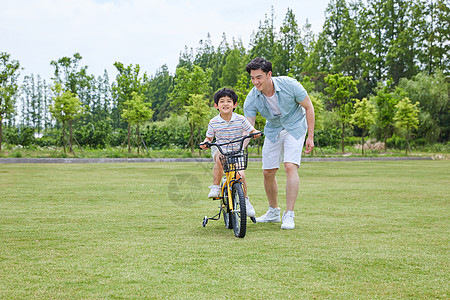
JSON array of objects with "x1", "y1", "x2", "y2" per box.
[{"x1": 206, "y1": 112, "x2": 254, "y2": 152}]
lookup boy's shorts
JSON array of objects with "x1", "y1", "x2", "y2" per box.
[
  {"x1": 262, "y1": 129, "x2": 306, "y2": 169},
  {"x1": 211, "y1": 146, "x2": 219, "y2": 162}
]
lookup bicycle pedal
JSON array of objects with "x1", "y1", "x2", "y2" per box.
[{"x1": 212, "y1": 197, "x2": 221, "y2": 200}]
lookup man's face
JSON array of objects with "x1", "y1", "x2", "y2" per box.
[
  {"x1": 250, "y1": 69, "x2": 272, "y2": 92},
  {"x1": 214, "y1": 96, "x2": 237, "y2": 114}
]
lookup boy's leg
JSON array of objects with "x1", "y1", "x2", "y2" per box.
[
  {"x1": 208, "y1": 147, "x2": 222, "y2": 198},
  {"x1": 240, "y1": 170, "x2": 247, "y2": 197},
  {"x1": 239, "y1": 170, "x2": 256, "y2": 217},
  {"x1": 212, "y1": 153, "x2": 223, "y2": 185}
]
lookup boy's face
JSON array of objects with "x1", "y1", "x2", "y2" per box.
[{"x1": 214, "y1": 96, "x2": 237, "y2": 115}]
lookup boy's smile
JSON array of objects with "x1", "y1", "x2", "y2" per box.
[{"x1": 214, "y1": 96, "x2": 237, "y2": 120}]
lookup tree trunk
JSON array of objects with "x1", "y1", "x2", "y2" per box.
[
  {"x1": 136, "y1": 125, "x2": 140, "y2": 155},
  {"x1": 406, "y1": 130, "x2": 411, "y2": 155},
  {"x1": 62, "y1": 121, "x2": 67, "y2": 153},
  {"x1": 69, "y1": 121, "x2": 75, "y2": 155},
  {"x1": 361, "y1": 136, "x2": 365, "y2": 156},
  {"x1": 127, "y1": 124, "x2": 131, "y2": 154},
  {"x1": 189, "y1": 123, "x2": 195, "y2": 155},
  {"x1": 341, "y1": 122, "x2": 345, "y2": 153}
]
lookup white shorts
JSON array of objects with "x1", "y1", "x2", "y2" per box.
[
  {"x1": 262, "y1": 129, "x2": 306, "y2": 169},
  {"x1": 211, "y1": 146, "x2": 219, "y2": 162}
]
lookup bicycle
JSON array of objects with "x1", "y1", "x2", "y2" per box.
[{"x1": 199, "y1": 132, "x2": 262, "y2": 238}]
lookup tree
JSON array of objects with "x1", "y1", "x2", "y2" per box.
[
  {"x1": 272, "y1": 8, "x2": 303, "y2": 76},
  {"x1": 184, "y1": 94, "x2": 210, "y2": 155},
  {"x1": 146, "y1": 65, "x2": 173, "y2": 121},
  {"x1": 121, "y1": 91, "x2": 154, "y2": 154},
  {"x1": 0, "y1": 52, "x2": 21, "y2": 152},
  {"x1": 249, "y1": 6, "x2": 276, "y2": 62},
  {"x1": 394, "y1": 97, "x2": 420, "y2": 154},
  {"x1": 398, "y1": 71, "x2": 449, "y2": 142},
  {"x1": 324, "y1": 73, "x2": 358, "y2": 152},
  {"x1": 371, "y1": 79, "x2": 401, "y2": 150},
  {"x1": 220, "y1": 40, "x2": 247, "y2": 88},
  {"x1": 351, "y1": 98, "x2": 377, "y2": 155},
  {"x1": 169, "y1": 65, "x2": 212, "y2": 113},
  {"x1": 112, "y1": 62, "x2": 149, "y2": 131},
  {"x1": 49, "y1": 83, "x2": 84, "y2": 154}
]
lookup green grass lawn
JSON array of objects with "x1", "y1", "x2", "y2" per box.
[{"x1": 0, "y1": 160, "x2": 448, "y2": 299}]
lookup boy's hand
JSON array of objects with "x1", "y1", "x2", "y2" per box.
[
  {"x1": 199, "y1": 142, "x2": 210, "y2": 149},
  {"x1": 252, "y1": 131, "x2": 263, "y2": 138}
]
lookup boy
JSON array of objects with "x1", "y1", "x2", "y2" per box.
[{"x1": 200, "y1": 88, "x2": 261, "y2": 217}]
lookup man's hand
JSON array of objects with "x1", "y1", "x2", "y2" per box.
[{"x1": 304, "y1": 136, "x2": 314, "y2": 154}]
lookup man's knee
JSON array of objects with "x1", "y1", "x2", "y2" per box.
[
  {"x1": 284, "y1": 162, "x2": 299, "y2": 175},
  {"x1": 263, "y1": 168, "x2": 278, "y2": 179}
]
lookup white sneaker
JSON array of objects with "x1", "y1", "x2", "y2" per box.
[
  {"x1": 281, "y1": 210, "x2": 295, "y2": 229},
  {"x1": 256, "y1": 207, "x2": 281, "y2": 223},
  {"x1": 208, "y1": 185, "x2": 221, "y2": 198},
  {"x1": 245, "y1": 197, "x2": 255, "y2": 217}
]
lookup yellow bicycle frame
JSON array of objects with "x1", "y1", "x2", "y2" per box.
[{"x1": 220, "y1": 168, "x2": 240, "y2": 211}]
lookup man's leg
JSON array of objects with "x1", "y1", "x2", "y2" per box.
[
  {"x1": 284, "y1": 162, "x2": 299, "y2": 211},
  {"x1": 263, "y1": 168, "x2": 278, "y2": 208}
]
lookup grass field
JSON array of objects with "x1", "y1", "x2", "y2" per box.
[{"x1": 0, "y1": 160, "x2": 448, "y2": 299}]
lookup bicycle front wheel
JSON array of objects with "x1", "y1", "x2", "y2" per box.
[{"x1": 231, "y1": 182, "x2": 246, "y2": 238}]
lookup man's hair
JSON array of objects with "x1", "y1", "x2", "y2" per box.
[
  {"x1": 246, "y1": 57, "x2": 272, "y2": 74},
  {"x1": 213, "y1": 88, "x2": 238, "y2": 105}
]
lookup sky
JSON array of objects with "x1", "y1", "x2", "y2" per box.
[{"x1": 1, "y1": 0, "x2": 331, "y2": 81}]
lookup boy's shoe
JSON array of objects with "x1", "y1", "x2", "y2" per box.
[
  {"x1": 256, "y1": 207, "x2": 281, "y2": 223},
  {"x1": 281, "y1": 210, "x2": 295, "y2": 229},
  {"x1": 245, "y1": 197, "x2": 255, "y2": 217},
  {"x1": 208, "y1": 185, "x2": 221, "y2": 198}
]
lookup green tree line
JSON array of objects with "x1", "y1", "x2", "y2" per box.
[{"x1": 1, "y1": 0, "x2": 449, "y2": 154}]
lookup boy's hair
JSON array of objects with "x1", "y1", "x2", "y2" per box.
[
  {"x1": 214, "y1": 88, "x2": 238, "y2": 105},
  {"x1": 246, "y1": 57, "x2": 272, "y2": 74}
]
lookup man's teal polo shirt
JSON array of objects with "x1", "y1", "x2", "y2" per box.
[{"x1": 243, "y1": 76, "x2": 308, "y2": 143}]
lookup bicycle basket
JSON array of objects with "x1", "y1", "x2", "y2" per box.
[{"x1": 220, "y1": 149, "x2": 248, "y2": 172}]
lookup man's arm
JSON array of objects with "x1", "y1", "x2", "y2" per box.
[
  {"x1": 246, "y1": 116, "x2": 256, "y2": 127},
  {"x1": 300, "y1": 95, "x2": 315, "y2": 154}
]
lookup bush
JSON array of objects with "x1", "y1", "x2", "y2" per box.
[
  {"x1": 386, "y1": 134, "x2": 407, "y2": 149},
  {"x1": 74, "y1": 121, "x2": 112, "y2": 149},
  {"x1": 3, "y1": 126, "x2": 36, "y2": 147},
  {"x1": 143, "y1": 115, "x2": 190, "y2": 149},
  {"x1": 315, "y1": 127, "x2": 341, "y2": 148}
]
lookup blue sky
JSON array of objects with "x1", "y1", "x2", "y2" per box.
[{"x1": 1, "y1": 0, "x2": 331, "y2": 81}]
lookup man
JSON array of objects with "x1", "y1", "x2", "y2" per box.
[{"x1": 243, "y1": 57, "x2": 315, "y2": 229}]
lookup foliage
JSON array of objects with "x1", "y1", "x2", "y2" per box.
[
  {"x1": 184, "y1": 94, "x2": 210, "y2": 154},
  {"x1": 351, "y1": 98, "x2": 377, "y2": 155},
  {"x1": 0, "y1": 52, "x2": 21, "y2": 152},
  {"x1": 49, "y1": 83, "x2": 84, "y2": 153},
  {"x1": 394, "y1": 97, "x2": 420, "y2": 154},
  {"x1": 5, "y1": 2, "x2": 450, "y2": 151},
  {"x1": 324, "y1": 73, "x2": 359, "y2": 152},
  {"x1": 398, "y1": 71, "x2": 449, "y2": 142}
]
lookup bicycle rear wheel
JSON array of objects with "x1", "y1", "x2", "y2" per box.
[
  {"x1": 231, "y1": 182, "x2": 246, "y2": 238},
  {"x1": 222, "y1": 186, "x2": 232, "y2": 229}
]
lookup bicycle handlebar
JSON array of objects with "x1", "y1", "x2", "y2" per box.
[{"x1": 199, "y1": 132, "x2": 263, "y2": 155}]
